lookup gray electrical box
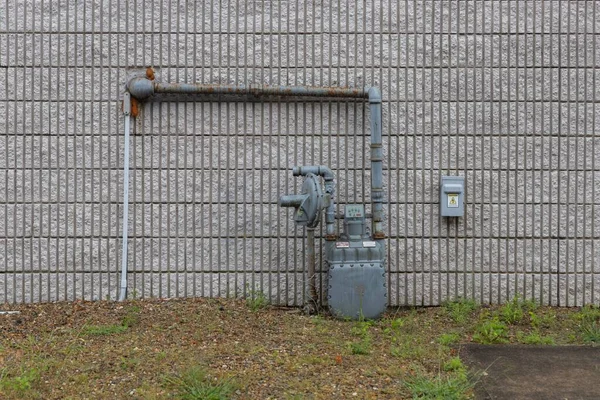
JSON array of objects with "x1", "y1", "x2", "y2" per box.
[
  {"x1": 325, "y1": 204, "x2": 387, "y2": 320},
  {"x1": 440, "y1": 176, "x2": 465, "y2": 217}
]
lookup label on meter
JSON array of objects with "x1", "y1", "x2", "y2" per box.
[
  {"x1": 345, "y1": 204, "x2": 364, "y2": 219},
  {"x1": 335, "y1": 242, "x2": 350, "y2": 248},
  {"x1": 447, "y1": 194, "x2": 459, "y2": 208}
]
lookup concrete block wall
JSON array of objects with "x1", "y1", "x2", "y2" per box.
[{"x1": 1, "y1": 0, "x2": 599, "y2": 306}]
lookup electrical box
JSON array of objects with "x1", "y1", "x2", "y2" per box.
[
  {"x1": 440, "y1": 176, "x2": 465, "y2": 217},
  {"x1": 325, "y1": 204, "x2": 387, "y2": 320}
]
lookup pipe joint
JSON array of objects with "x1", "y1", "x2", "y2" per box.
[
  {"x1": 293, "y1": 165, "x2": 334, "y2": 182},
  {"x1": 366, "y1": 86, "x2": 382, "y2": 104},
  {"x1": 127, "y1": 77, "x2": 155, "y2": 100}
]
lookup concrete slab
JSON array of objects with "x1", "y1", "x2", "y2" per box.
[{"x1": 460, "y1": 344, "x2": 600, "y2": 400}]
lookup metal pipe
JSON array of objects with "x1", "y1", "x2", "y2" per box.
[
  {"x1": 306, "y1": 228, "x2": 317, "y2": 312},
  {"x1": 293, "y1": 165, "x2": 336, "y2": 239},
  {"x1": 119, "y1": 92, "x2": 132, "y2": 301},
  {"x1": 127, "y1": 77, "x2": 385, "y2": 238},
  {"x1": 368, "y1": 87, "x2": 384, "y2": 238},
  {"x1": 278, "y1": 194, "x2": 307, "y2": 208}
]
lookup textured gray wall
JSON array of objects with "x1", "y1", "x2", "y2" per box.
[{"x1": 1, "y1": 1, "x2": 599, "y2": 306}]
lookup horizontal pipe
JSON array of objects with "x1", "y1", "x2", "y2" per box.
[{"x1": 279, "y1": 194, "x2": 306, "y2": 208}]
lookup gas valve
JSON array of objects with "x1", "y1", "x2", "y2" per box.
[{"x1": 279, "y1": 173, "x2": 326, "y2": 228}]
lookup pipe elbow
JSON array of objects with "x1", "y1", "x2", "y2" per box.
[
  {"x1": 366, "y1": 86, "x2": 382, "y2": 104},
  {"x1": 317, "y1": 166, "x2": 334, "y2": 181},
  {"x1": 127, "y1": 77, "x2": 155, "y2": 100}
]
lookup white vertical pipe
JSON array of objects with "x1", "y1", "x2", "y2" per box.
[{"x1": 119, "y1": 92, "x2": 131, "y2": 301}]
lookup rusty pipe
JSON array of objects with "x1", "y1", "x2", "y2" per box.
[{"x1": 126, "y1": 77, "x2": 385, "y2": 238}]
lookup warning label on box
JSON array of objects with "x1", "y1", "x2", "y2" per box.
[{"x1": 447, "y1": 194, "x2": 459, "y2": 208}]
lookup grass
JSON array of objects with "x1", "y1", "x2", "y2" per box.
[
  {"x1": 574, "y1": 305, "x2": 600, "y2": 324},
  {"x1": 499, "y1": 296, "x2": 537, "y2": 324},
  {"x1": 439, "y1": 333, "x2": 460, "y2": 346},
  {"x1": 1, "y1": 298, "x2": 597, "y2": 399},
  {"x1": 472, "y1": 317, "x2": 509, "y2": 344},
  {"x1": 405, "y1": 373, "x2": 474, "y2": 400},
  {"x1": 0, "y1": 367, "x2": 40, "y2": 397},
  {"x1": 517, "y1": 331, "x2": 555, "y2": 345},
  {"x1": 443, "y1": 298, "x2": 478, "y2": 324},
  {"x1": 581, "y1": 322, "x2": 600, "y2": 343},
  {"x1": 165, "y1": 366, "x2": 237, "y2": 400},
  {"x1": 245, "y1": 288, "x2": 269, "y2": 312}
]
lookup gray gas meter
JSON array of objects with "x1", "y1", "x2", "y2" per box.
[{"x1": 325, "y1": 204, "x2": 386, "y2": 320}]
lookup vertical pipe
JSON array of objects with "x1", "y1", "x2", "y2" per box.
[
  {"x1": 306, "y1": 228, "x2": 317, "y2": 311},
  {"x1": 368, "y1": 87, "x2": 384, "y2": 238},
  {"x1": 119, "y1": 92, "x2": 131, "y2": 301}
]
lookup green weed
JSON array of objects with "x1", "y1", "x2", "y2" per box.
[
  {"x1": 529, "y1": 310, "x2": 556, "y2": 329},
  {"x1": 349, "y1": 336, "x2": 372, "y2": 355},
  {"x1": 443, "y1": 357, "x2": 466, "y2": 373},
  {"x1": 517, "y1": 331, "x2": 555, "y2": 345},
  {"x1": 443, "y1": 298, "x2": 478, "y2": 324},
  {"x1": 500, "y1": 297, "x2": 532, "y2": 324},
  {"x1": 390, "y1": 338, "x2": 427, "y2": 359},
  {"x1": 404, "y1": 373, "x2": 474, "y2": 400},
  {"x1": 581, "y1": 322, "x2": 600, "y2": 343},
  {"x1": 0, "y1": 367, "x2": 40, "y2": 394},
  {"x1": 574, "y1": 305, "x2": 600, "y2": 324},
  {"x1": 350, "y1": 320, "x2": 373, "y2": 338},
  {"x1": 245, "y1": 287, "x2": 269, "y2": 312},
  {"x1": 122, "y1": 305, "x2": 141, "y2": 327},
  {"x1": 438, "y1": 333, "x2": 461, "y2": 346},
  {"x1": 165, "y1": 366, "x2": 237, "y2": 400},
  {"x1": 472, "y1": 318, "x2": 509, "y2": 344}
]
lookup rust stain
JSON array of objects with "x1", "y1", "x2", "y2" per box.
[
  {"x1": 130, "y1": 97, "x2": 139, "y2": 118},
  {"x1": 372, "y1": 232, "x2": 386, "y2": 240},
  {"x1": 146, "y1": 66, "x2": 155, "y2": 80}
]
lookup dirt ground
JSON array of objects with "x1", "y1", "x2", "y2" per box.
[
  {"x1": 461, "y1": 344, "x2": 600, "y2": 400},
  {"x1": 0, "y1": 298, "x2": 597, "y2": 399}
]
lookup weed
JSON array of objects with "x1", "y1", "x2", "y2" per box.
[
  {"x1": 581, "y1": 322, "x2": 600, "y2": 343},
  {"x1": 0, "y1": 367, "x2": 40, "y2": 394},
  {"x1": 384, "y1": 317, "x2": 405, "y2": 335},
  {"x1": 349, "y1": 335, "x2": 372, "y2": 355},
  {"x1": 443, "y1": 357, "x2": 466, "y2": 373},
  {"x1": 472, "y1": 318, "x2": 509, "y2": 344},
  {"x1": 245, "y1": 287, "x2": 268, "y2": 312},
  {"x1": 438, "y1": 333, "x2": 461, "y2": 346},
  {"x1": 500, "y1": 297, "x2": 526, "y2": 324},
  {"x1": 443, "y1": 298, "x2": 478, "y2": 324},
  {"x1": 574, "y1": 305, "x2": 600, "y2": 324},
  {"x1": 404, "y1": 373, "x2": 474, "y2": 400},
  {"x1": 390, "y1": 339, "x2": 427, "y2": 359},
  {"x1": 165, "y1": 366, "x2": 237, "y2": 400},
  {"x1": 517, "y1": 331, "x2": 555, "y2": 345},
  {"x1": 82, "y1": 324, "x2": 128, "y2": 336},
  {"x1": 120, "y1": 356, "x2": 141, "y2": 371},
  {"x1": 350, "y1": 320, "x2": 373, "y2": 338},
  {"x1": 529, "y1": 310, "x2": 556, "y2": 329},
  {"x1": 122, "y1": 305, "x2": 141, "y2": 327}
]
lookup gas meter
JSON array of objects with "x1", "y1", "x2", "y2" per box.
[
  {"x1": 325, "y1": 204, "x2": 386, "y2": 320},
  {"x1": 280, "y1": 166, "x2": 387, "y2": 320}
]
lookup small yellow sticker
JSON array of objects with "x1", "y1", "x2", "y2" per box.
[{"x1": 447, "y1": 194, "x2": 459, "y2": 208}]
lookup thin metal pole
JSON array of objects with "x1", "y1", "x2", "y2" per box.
[
  {"x1": 118, "y1": 93, "x2": 131, "y2": 301},
  {"x1": 306, "y1": 227, "x2": 317, "y2": 312}
]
